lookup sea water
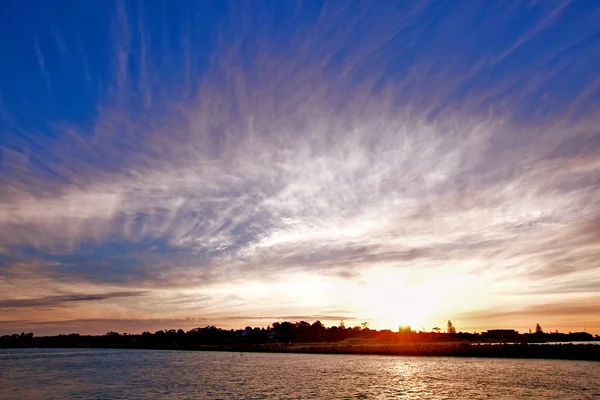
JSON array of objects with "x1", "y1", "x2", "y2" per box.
[{"x1": 1, "y1": 348, "x2": 599, "y2": 399}]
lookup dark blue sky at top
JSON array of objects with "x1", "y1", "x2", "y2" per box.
[
  {"x1": 1, "y1": 0, "x2": 599, "y2": 146},
  {"x1": 1, "y1": 0, "x2": 222, "y2": 135}
]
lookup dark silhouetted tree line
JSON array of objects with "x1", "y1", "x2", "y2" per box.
[{"x1": 1, "y1": 321, "x2": 597, "y2": 349}]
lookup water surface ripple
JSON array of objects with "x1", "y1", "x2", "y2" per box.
[{"x1": 1, "y1": 348, "x2": 599, "y2": 399}]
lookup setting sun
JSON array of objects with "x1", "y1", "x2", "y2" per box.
[{"x1": 352, "y1": 268, "x2": 433, "y2": 331}]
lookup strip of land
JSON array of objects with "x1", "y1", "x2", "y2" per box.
[
  {"x1": 221, "y1": 341, "x2": 600, "y2": 361},
  {"x1": 3, "y1": 339, "x2": 600, "y2": 361},
  {"x1": 3, "y1": 324, "x2": 599, "y2": 361}
]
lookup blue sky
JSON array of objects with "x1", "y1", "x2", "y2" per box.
[{"x1": 1, "y1": 0, "x2": 600, "y2": 335}]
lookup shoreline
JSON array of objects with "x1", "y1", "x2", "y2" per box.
[{"x1": 7, "y1": 342, "x2": 600, "y2": 361}]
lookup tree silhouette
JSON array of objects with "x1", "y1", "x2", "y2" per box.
[
  {"x1": 3, "y1": 319, "x2": 599, "y2": 351},
  {"x1": 535, "y1": 323, "x2": 543, "y2": 335},
  {"x1": 447, "y1": 320, "x2": 456, "y2": 334},
  {"x1": 361, "y1": 322, "x2": 369, "y2": 330},
  {"x1": 432, "y1": 327, "x2": 441, "y2": 333}
]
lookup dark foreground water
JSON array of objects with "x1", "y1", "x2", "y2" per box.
[{"x1": 1, "y1": 349, "x2": 599, "y2": 399}]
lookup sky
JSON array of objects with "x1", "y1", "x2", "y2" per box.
[{"x1": 1, "y1": 0, "x2": 599, "y2": 336}]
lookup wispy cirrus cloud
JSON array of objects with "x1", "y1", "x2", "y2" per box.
[
  {"x1": 0, "y1": 1, "x2": 599, "y2": 334},
  {"x1": 0, "y1": 291, "x2": 147, "y2": 310}
]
